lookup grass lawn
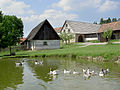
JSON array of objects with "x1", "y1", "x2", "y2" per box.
[{"x1": 0, "y1": 43, "x2": 120, "y2": 60}]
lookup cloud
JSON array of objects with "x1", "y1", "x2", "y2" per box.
[
  {"x1": 52, "y1": 0, "x2": 102, "y2": 11},
  {"x1": 98, "y1": 0, "x2": 120, "y2": 12},
  {"x1": 52, "y1": 0, "x2": 119, "y2": 12},
  {"x1": 21, "y1": 9, "x2": 78, "y2": 37},
  {"x1": 0, "y1": 0, "x2": 35, "y2": 15},
  {"x1": 22, "y1": 9, "x2": 78, "y2": 26}
]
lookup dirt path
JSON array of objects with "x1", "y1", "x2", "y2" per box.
[{"x1": 78, "y1": 42, "x2": 107, "y2": 47}]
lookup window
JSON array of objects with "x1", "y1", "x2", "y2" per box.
[
  {"x1": 66, "y1": 24, "x2": 68, "y2": 27},
  {"x1": 68, "y1": 29, "x2": 70, "y2": 33},
  {"x1": 43, "y1": 42, "x2": 47, "y2": 45}
]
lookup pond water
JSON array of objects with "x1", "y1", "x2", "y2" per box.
[{"x1": 0, "y1": 57, "x2": 120, "y2": 90}]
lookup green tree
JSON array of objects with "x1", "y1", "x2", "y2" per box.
[
  {"x1": 102, "y1": 28, "x2": 113, "y2": 44},
  {"x1": 2, "y1": 15, "x2": 23, "y2": 55},
  {"x1": 93, "y1": 21, "x2": 97, "y2": 24},
  {"x1": 107, "y1": 17, "x2": 111, "y2": 23},
  {"x1": 112, "y1": 18, "x2": 117, "y2": 22},
  {"x1": 100, "y1": 18, "x2": 104, "y2": 24}
]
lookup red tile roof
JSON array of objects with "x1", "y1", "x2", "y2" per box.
[
  {"x1": 54, "y1": 27, "x2": 62, "y2": 33},
  {"x1": 98, "y1": 21, "x2": 120, "y2": 33},
  {"x1": 20, "y1": 38, "x2": 26, "y2": 44}
]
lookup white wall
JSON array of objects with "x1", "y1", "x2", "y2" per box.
[
  {"x1": 85, "y1": 37, "x2": 98, "y2": 41},
  {"x1": 28, "y1": 40, "x2": 60, "y2": 50}
]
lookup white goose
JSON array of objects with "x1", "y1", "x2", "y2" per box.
[
  {"x1": 73, "y1": 69, "x2": 79, "y2": 74},
  {"x1": 49, "y1": 68, "x2": 58, "y2": 75},
  {"x1": 99, "y1": 69, "x2": 104, "y2": 77},
  {"x1": 16, "y1": 61, "x2": 24, "y2": 66},
  {"x1": 35, "y1": 60, "x2": 39, "y2": 65},
  {"x1": 64, "y1": 69, "x2": 71, "y2": 74}
]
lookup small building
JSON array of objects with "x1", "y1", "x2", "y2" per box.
[
  {"x1": 61, "y1": 20, "x2": 101, "y2": 42},
  {"x1": 23, "y1": 19, "x2": 60, "y2": 50},
  {"x1": 98, "y1": 21, "x2": 120, "y2": 41},
  {"x1": 54, "y1": 27, "x2": 62, "y2": 35}
]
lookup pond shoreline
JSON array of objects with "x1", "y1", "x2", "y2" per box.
[{"x1": 1, "y1": 54, "x2": 120, "y2": 64}]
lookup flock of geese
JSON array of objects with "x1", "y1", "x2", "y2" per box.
[
  {"x1": 49, "y1": 67, "x2": 109, "y2": 78},
  {"x1": 15, "y1": 60, "x2": 109, "y2": 79}
]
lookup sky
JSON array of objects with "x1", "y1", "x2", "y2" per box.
[{"x1": 0, "y1": 0, "x2": 120, "y2": 37}]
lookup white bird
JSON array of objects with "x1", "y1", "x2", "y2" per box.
[
  {"x1": 83, "y1": 72, "x2": 91, "y2": 79},
  {"x1": 99, "y1": 69, "x2": 104, "y2": 77},
  {"x1": 49, "y1": 68, "x2": 58, "y2": 75},
  {"x1": 15, "y1": 60, "x2": 24, "y2": 66},
  {"x1": 73, "y1": 69, "x2": 79, "y2": 74},
  {"x1": 83, "y1": 69, "x2": 86, "y2": 73},
  {"x1": 64, "y1": 69, "x2": 71, "y2": 74},
  {"x1": 35, "y1": 60, "x2": 39, "y2": 65}
]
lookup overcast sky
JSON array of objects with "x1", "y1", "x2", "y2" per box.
[{"x1": 0, "y1": 0, "x2": 120, "y2": 37}]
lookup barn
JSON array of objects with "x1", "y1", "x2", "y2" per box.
[
  {"x1": 23, "y1": 19, "x2": 60, "y2": 50},
  {"x1": 98, "y1": 21, "x2": 120, "y2": 41},
  {"x1": 61, "y1": 20, "x2": 101, "y2": 42}
]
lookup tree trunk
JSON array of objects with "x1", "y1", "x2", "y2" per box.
[{"x1": 10, "y1": 46, "x2": 12, "y2": 55}]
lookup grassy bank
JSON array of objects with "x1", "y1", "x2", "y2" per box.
[{"x1": 0, "y1": 43, "x2": 120, "y2": 60}]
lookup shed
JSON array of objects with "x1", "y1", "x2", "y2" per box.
[{"x1": 24, "y1": 19, "x2": 60, "y2": 50}]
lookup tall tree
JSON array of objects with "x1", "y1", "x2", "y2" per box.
[
  {"x1": 112, "y1": 18, "x2": 117, "y2": 22},
  {"x1": 2, "y1": 15, "x2": 23, "y2": 55},
  {"x1": 100, "y1": 18, "x2": 104, "y2": 24},
  {"x1": 107, "y1": 17, "x2": 111, "y2": 23},
  {"x1": 102, "y1": 28, "x2": 113, "y2": 44}
]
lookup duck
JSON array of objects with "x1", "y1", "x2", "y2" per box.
[
  {"x1": 15, "y1": 61, "x2": 24, "y2": 66},
  {"x1": 35, "y1": 60, "x2": 39, "y2": 65},
  {"x1": 83, "y1": 72, "x2": 91, "y2": 79},
  {"x1": 73, "y1": 69, "x2": 79, "y2": 74},
  {"x1": 82, "y1": 69, "x2": 86, "y2": 73},
  {"x1": 99, "y1": 69, "x2": 104, "y2": 77},
  {"x1": 64, "y1": 69, "x2": 71, "y2": 74},
  {"x1": 49, "y1": 68, "x2": 58, "y2": 75}
]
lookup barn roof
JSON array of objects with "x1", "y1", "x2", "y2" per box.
[
  {"x1": 26, "y1": 19, "x2": 60, "y2": 41},
  {"x1": 65, "y1": 20, "x2": 101, "y2": 34},
  {"x1": 26, "y1": 20, "x2": 46, "y2": 40},
  {"x1": 98, "y1": 21, "x2": 120, "y2": 33}
]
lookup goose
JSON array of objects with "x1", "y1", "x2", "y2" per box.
[
  {"x1": 99, "y1": 69, "x2": 104, "y2": 77},
  {"x1": 73, "y1": 69, "x2": 79, "y2": 74},
  {"x1": 83, "y1": 72, "x2": 91, "y2": 79},
  {"x1": 16, "y1": 62, "x2": 23, "y2": 66},
  {"x1": 49, "y1": 68, "x2": 58, "y2": 75},
  {"x1": 39, "y1": 61, "x2": 43, "y2": 65},
  {"x1": 64, "y1": 69, "x2": 71, "y2": 74},
  {"x1": 35, "y1": 60, "x2": 39, "y2": 65},
  {"x1": 82, "y1": 69, "x2": 86, "y2": 73}
]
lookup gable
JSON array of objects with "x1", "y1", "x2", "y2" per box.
[{"x1": 26, "y1": 19, "x2": 60, "y2": 40}]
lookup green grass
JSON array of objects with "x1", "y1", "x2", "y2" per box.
[{"x1": 0, "y1": 43, "x2": 120, "y2": 60}]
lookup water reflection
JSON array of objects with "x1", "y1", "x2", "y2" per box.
[
  {"x1": 0, "y1": 59, "x2": 23, "y2": 89},
  {"x1": 0, "y1": 57, "x2": 120, "y2": 90},
  {"x1": 27, "y1": 58, "x2": 60, "y2": 82}
]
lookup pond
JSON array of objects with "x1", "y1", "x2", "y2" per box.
[{"x1": 0, "y1": 57, "x2": 120, "y2": 90}]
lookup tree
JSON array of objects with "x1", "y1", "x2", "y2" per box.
[
  {"x1": 107, "y1": 17, "x2": 111, "y2": 23},
  {"x1": 2, "y1": 15, "x2": 23, "y2": 55},
  {"x1": 100, "y1": 18, "x2": 104, "y2": 24},
  {"x1": 93, "y1": 21, "x2": 97, "y2": 24},
  {"x1": 112, "y1": 18, "x2": 117, "y2": 22},
  {"x1": 60, "y1": 32, "x2": 74, "y2": 45},
  {"x1": 102, "y1": 28, "x2": 113, "y2": 44}
]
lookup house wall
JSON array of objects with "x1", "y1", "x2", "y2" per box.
[{"x1": 27, "y1": 40, "x2": 60, "y2": 50}]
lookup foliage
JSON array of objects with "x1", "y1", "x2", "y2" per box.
[
  {"x1": 0, "y1": 11, "x2": 23, "y2": 55},
  {"x1": 100, "y1": 17, "x2": 119, "y2": 24},
  {"x1": 60, "y1": 32, "x2": 74, "y2": 44},
  {"x1": 102, "y1": 28, "x2": 113, "y2": 43}
]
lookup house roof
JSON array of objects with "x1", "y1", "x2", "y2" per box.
[
  {"x1": 54, "y1": 27, "x2": 62, "y2": 33},
  {"x1": 65, "y1": 20, "x2": 101, "y2": 34},
  {"x1": 98, "y1": 21, "x2": 120, "y2": 33},
  {"x1": 26, "y1": 20, "x2": 46, "y2": 40}
]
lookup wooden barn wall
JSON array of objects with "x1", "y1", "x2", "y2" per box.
[{"x1": 33, "y1": 21, "x2": 60, "y2": 40}]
